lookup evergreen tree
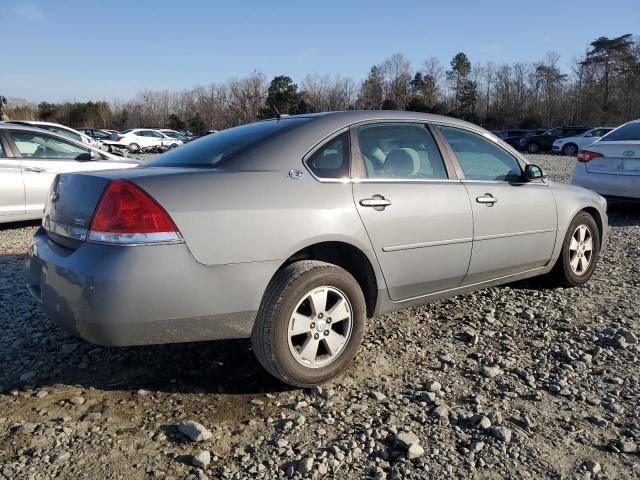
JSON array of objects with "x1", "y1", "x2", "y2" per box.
[
  {"x1": 262, "y1": 75, "x2": 300, "y2": 116},
  {"x1": 356, "y1": 66, "x2": 384, "y2": 109},
  {"x1": 446, "y1": 52, "x2": 472, "y2": 112}
]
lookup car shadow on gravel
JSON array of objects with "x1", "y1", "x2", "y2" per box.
[
  {"x1": 1, "y1": 251, "x2": 290, "y2": 396},
  {"x1": 606, "y1": 201, "x2": 640, "y2": 227}
]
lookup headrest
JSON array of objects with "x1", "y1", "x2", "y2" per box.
[{"x1": 383, "y1": 148, "x2": 420, "y2": 178}]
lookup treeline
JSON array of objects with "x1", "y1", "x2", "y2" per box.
[{"x1": 5, "y1": 34, "x2": 640, "y2": 134}]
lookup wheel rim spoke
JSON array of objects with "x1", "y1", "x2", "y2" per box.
[
  {"x1": 570, "y1": 254, "x2": 580, "y2": 272},
  {"x1": 324, "y1": 330, "x2": 347, "y2": 356},
  {"x1": 290, "y1": 313, "x2": 313, "y2": 336},
  {"x1": 299, "y1": 337, "x2": 320, "y2": 363},
  {"x1": 569, "y1": 237, "x2": 579, "y2": 251},
  {"x1": 579, "y1": 256, "x2": 588, "y2": 273},
  {"x1": 326, "y1": 298, "x2": 350, "y2": 322},
  {"x1": 583, "y1": 238, "x2": 593, "y2": 252},
  {"x1": 578, "y1": 226, "x2": 586, "y2": 242},
  {"x1": 309, "y1": 289, "x2": 328, "y2": 316}
]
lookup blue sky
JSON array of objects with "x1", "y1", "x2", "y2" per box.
[{"x1": 2, "y1": 0, "x2": 638, "y2": 102}]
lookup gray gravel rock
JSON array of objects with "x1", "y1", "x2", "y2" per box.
[
  {"x1": 177, "y1": 421, "x2": 212, "y2": 441},
  {"x1": 192, "y1": 451, "x2": 211, "y2": 468}
]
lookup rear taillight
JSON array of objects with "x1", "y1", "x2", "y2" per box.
[
  {"x1": 116, "y1": 135, "x2": 124, "y2": 141},
  {"x1": 88, "y1": 180, "x2": 181, "y2": 244},
  {"x1": 577, "y1": 150, "x2": 604, "y2": 163}
]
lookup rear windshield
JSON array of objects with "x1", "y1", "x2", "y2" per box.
[
  {"x1": 601, "y1": 123, "x2": 640, "y2": 141},
  {"x1": 144, "y1": 118, "x2": 311, "y2": 168}
]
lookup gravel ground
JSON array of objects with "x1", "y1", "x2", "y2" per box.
[{"x1": 1, "y1": 154, "x2": 639, "y2": 479}]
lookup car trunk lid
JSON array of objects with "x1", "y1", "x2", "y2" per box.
[
  {"x1": 585, "y1": 142, "x2": 640, "y2": 176},
  {"x1": 42, "y1": 167, "x2": 187, "y2": 248}
]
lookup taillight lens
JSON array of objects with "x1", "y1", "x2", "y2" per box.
[
  {"x1": 577, "y1": 150, "x2": 604, "y2": 163},
  {"x1": 88, "y1": 180, "x2": 181, "y2": 244},
  {"x1": 116, "y1": 135, "x2": 124, "y2": 141}
]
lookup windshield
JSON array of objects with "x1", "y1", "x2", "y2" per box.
[
  {"x1": 600, "y1": 123, "x2": 640, "y2": 141},
  {"x1": 144, "y1": 117, "x2": 312, "y2": 168},
  {"x1": 544, "y1": 128, "x2": 561, "y2": 136}
]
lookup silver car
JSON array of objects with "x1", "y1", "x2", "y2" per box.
[
  {"x1": 0, "y1": 123, "x2": 139, "y2": 223},
  {"x1": 27, "y1": 111, "x2": 608, "y2": 387},
  {"x1": 571, "y1": 120, "x2": 640, "y2": 201}
]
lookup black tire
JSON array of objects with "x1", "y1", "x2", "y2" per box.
[
  {"x1": 527, "y1": 142, "x2": 540, "y2": 154},
  {"x1": 128, "y1": 143, "x2": 140, "y2": 153},
  {"x1": 251, "y1": 260, "x2": 366, "y2": 387},
  {"x1": 550, "y1": 212, "x2": 600, "y2": 287},
  {"x1": 562, "y1": 143, "x2": 578, "y2": 156}
]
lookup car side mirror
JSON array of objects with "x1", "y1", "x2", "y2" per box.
[{"x1": 524, "y1": 164, "x2": 546, "y2": 181}]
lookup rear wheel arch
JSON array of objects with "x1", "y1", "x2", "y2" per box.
[{"x1": 271, "y1": 241, "x2": 379, "y2": 318}]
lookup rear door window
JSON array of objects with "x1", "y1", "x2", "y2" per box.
[{"x1": 356, "y1": 123, "x2": 448, "y2": 179}]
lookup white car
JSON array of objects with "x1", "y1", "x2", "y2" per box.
[
  {"x1": 9, "y1": 120, "x2": 100, "y2": 147},
  {"x1": 552, "y1": 127, "x2": 614, "y2": 156},
  {"x1": 0, "y1": 124, "x2": 139, "y2": 223},
  {"x1": 571, "y1": 120, "x2": 640, "y2": 201},
  {"x1": 103, "y1": 128, "x2": 183, "y2": 152}
]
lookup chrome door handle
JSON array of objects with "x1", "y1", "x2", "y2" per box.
[
  {"x1": 476, "y1": 194, "x2": 498, "y2": 205},
  {"x1": 360, "y1": 197, "x2": 392, "y2": 209},
  {"x1": 24, "y1": 166, "x2": 46, "y2": 173}
]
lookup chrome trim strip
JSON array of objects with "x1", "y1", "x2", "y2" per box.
[
  {"x1": 87, "y1": 231, "x2": 183, "y2": 245},
  {"x1": 382, "y1": 237, "x2": 472, "y2": 252},
  {"x1": 43, "y1": 217, "x2": 88, "y2": 241},
  {"x1": 475, "y1": 228, "x2": 556, "y2": 242}
]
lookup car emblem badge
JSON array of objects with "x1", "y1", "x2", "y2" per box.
[
  {"x1": 289, "y1": 169, "x2": 304, "y2": 180},
  {"x1": 623, "y1": 150, "x2": 635, "y2": 157}
]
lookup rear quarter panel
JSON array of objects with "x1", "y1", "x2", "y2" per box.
[{"x1": 133, "y1": 170, "x2": 379, "y2": 267}]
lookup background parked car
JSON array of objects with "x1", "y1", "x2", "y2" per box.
[
  {"x1": 160, "y1": 129, "x2": 194, "y2": 143},
  {"x1": 6, "y1": 120, "x2": 98, "y2": 147},
  {"x1": 77, "y1": 128, "x2": 113, "y2": 142},
  {"x1": 0, "y1": 124, "x2": 138, "y2": 223},
  {"x1": 520, "y1": 127, "x2": 591, "y2": 153},
  {"x1": 103, "y1": 128, "x2": 183, "y2": 152},
  {"x1": 493, "y1": 129, "x2": 546, "y2": 150},
  {"x1": 571, "y1": 120, "x2": 640, "y2": 201},
  {"x1": 552, "y1": 127, "x2": 614, "y2": 156}
]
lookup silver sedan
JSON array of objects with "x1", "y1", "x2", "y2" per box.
[{"x1": 26, "y1": 111, "x2": 608, "y2": 387}]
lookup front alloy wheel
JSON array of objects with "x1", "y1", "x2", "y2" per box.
[
  {"x1": 569, "y1": 225, "x2": 593, "y2": 275},
  {"x1": 551, "y1": 212, "x2": 600, "y2": 287},
  {"x1": 252, "y1": 261, "x2": 366, "y2": 387}
]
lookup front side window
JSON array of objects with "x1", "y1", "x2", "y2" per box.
[
  {"x1": 438, "y1": 126, "x2": 522, "y2": 182},
  {"x1": 305, "y1": 131, "x2": 350, "y2": 179},
  {"x1": 601, "y1": 123, "x2": 640, "y2": 141},
  {"x1": 8, "y1": 130, "x2": 89, "y2": 159},
  {"x1": 356, "y1": 123, "x2": 448, "y2": 179},
  {"x1": 0, "y1": 137, "x2": 5, "y2": 157}
]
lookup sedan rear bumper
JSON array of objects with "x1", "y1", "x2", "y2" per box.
[
  {"x1": 26, "y1": 227, "x2": 279, "y2": 346},
  {"x1": 571, "y1": 163, "x2": 640, "y2": 200}
]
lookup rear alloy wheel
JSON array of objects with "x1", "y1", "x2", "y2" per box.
[
  {"x1": 128, "y1": 143, "x2": 140, "y2": 153},
  {"x1": 562, "y1": 143, "x2": 578, "y2": 156},
  {"x1": 251, "y1": 260, "x2": 366, "y2": 387},
  {"x1": 551, "y1": 212, "x2": 600, "y2": 287},
  {"x1": 527, "y1": 142, "x2": 540, "y2": 154}
]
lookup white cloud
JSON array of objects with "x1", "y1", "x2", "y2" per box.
[{"x1": 14, "y1": 4, "x2": 45, "y2": 22}]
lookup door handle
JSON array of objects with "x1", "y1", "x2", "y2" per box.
[
  {"x1": 24, "y1": 166, "x2": 46, "y2": 173},
  {"x1": 360, "y1": 197, "x2": 392, "y2": 209},
  {"x1": 476, "y1": 194, "x2": 498, "y2": 205}
]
